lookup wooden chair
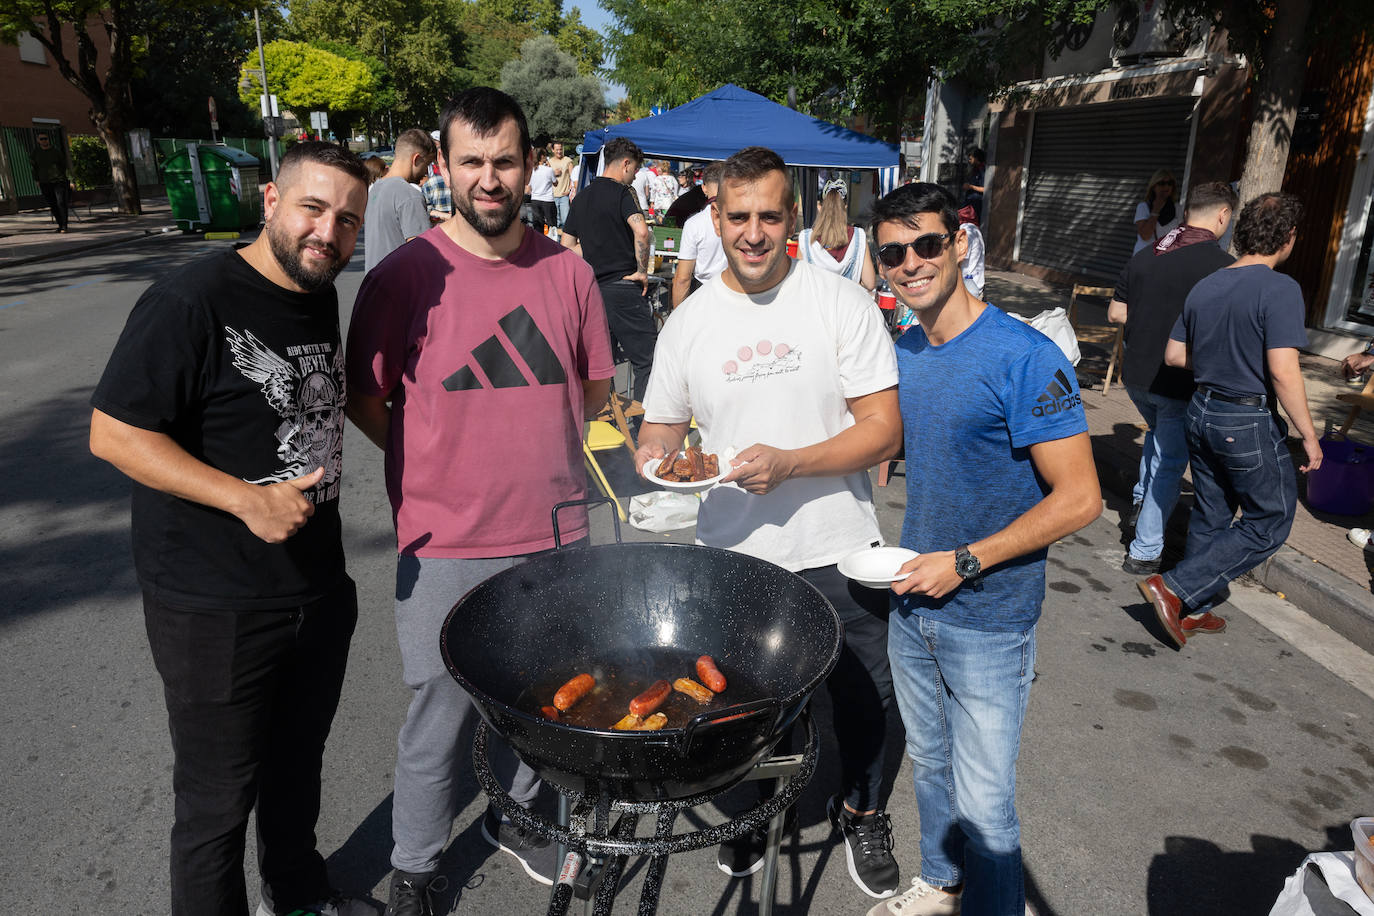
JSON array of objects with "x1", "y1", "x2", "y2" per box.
[
  {"x1": 1337, "y1": 372, "x2": 1374, "y2": 435},
  {"x1": 584, "y1": 420, "x2": 628, "y2": 521},
  {"x1": 594, "y1": 390, "x2": 641, "y2": 460},
  {"x1": 1068, "y1": 283, "x2": 1125, "y2": 395},
  {"x1": 876, "y1": 452, "x2": 904, "y2": 487}
]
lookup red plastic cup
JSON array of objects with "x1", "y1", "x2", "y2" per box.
[
  {"x1": 877, "y1": 291, "x2": 897, "y2": 310},
  {"x1": 786, "y1": 239, "x2": 798, "y2": 258}
]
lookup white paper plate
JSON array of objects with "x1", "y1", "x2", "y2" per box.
[
  {"x1": 641, "y1": 447, "x2": 733, "y2": 494},
  {"x1": 838, "y1": 546, "x2": 919, "y2": 589}
]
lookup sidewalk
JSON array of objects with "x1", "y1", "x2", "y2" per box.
[
  {"x1": 984, "y1": 268, "x2": 1374, "y2": 651},
  {"x1": 0, "y1": 197, "x2": 178, "y2": 269}
]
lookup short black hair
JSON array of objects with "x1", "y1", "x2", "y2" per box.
[
  {"x1": 602, "y1": 136, "x2": 643, "y2": 168},
  {"x1": 701, "y1": 161, "x2": 725, "y2": 187},
  {"x1": 1184, "y1": 181, "x2": 1238, "y2": 217},
  {"x1": 721, "y1": 146, "x2": 793, "y2": 199},
  {"x1": 438, "y1": 87, "x2": 531, "y2": 163},
  {"x1": 1234, "y1": 192, "x2": 1303, "y2": 256},
  {"x1": 276, "y1": 140, "x2": 369, "y2": 189},
  {"x1": 969, "y1": 147, "x2": 986, "y2": 164},
  {"x1": 869, "y1": 182, "x2": 960, "y2": 238}
]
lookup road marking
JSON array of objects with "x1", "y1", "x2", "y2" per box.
[
  {"x1": 65, "y1": 279, "x2": 102, "y2": 290},
  {"x1": 1226, "y1": 583, "x2": 1374, "y2": 702},
  {"x1": 0, "y1": 300, "x2": 25, "y2": 311}
]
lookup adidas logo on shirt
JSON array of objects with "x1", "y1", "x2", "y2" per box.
[
  {"x1": 441, "y1": 305, "x2": 567, "y2": 392},
  {"x1": 1031, "y1": 368, "x2": 1082, "y2": 417}
]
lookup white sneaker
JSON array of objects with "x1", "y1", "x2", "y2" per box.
[
  {"x1": 865, "y1": 877, "x2": 961, "y2": 916},
  {"x1": 255, "y1": 894, "x2": 377, "y2": 916}
]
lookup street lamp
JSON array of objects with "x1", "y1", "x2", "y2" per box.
[{"x1": 253, "y1": 7, "x2": 280, "y2": 179}]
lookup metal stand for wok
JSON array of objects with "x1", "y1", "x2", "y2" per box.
[{"x1": 472, "y1": 714, "x2": 819, "y2": 916}]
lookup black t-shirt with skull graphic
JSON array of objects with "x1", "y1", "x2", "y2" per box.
[{"x1": 92, "y1": 249, "x2": 346, "y2": 610}]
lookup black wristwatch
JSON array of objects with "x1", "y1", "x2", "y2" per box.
[{"x1": 954, "y1": 544, "x2": 982, "y2": 583}]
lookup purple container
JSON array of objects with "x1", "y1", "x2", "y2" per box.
[{"x1": 1306, "y1": 434, "x2": 1374, "y2": 516}]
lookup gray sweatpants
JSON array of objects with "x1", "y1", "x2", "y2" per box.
[{"x1": 390, "y1": 555, "x2": 541, "y2": 873}]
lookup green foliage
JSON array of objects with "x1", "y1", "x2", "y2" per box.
[
  {"x1": 67, "y1": 135, "x2": 113, "y2": 189},
  {"x1": 238, "y1": 39, "x2": 376, "y2": 118},
  {"x1": 500, "y1": 36, "x2": 605, "y2": 144},
  {"x1": 554, "y1": 8, "x2": 604, "y2": 75}
]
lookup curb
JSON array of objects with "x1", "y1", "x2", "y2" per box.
[
  {"x1": 0, "y1": 224, "x2": 178, "y2": 270},
  {"x1": 1091, "y1": 436, "x2": 1374, "y2": 654}
]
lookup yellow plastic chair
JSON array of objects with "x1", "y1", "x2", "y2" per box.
[{"x1": 584, "y1": 420, "x2": 628, "y2": 521}]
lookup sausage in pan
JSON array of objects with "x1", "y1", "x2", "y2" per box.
[
  {"x1": 629, "y1": 679, "x2": 671, "y2": 717},
  {"x1": 541, "y1": 705, "x2": 561, "y2": 721},
  {"x1": 553, "y1": 673, "x2": 595, "y2": 711},
  {"x1": 696, "y1": 656, "x2": 727, "y2": 693}
]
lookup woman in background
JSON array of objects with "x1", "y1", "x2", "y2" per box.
[
  {"x1": 797, "y1": 177, "x2": 875, "y2": 290},
  {"x1": 1133, "y1": 169, "x2": 1181, "y2": 254}
]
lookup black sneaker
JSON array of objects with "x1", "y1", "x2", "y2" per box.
[
  {"x1": 827, "y1": 795, "x2": 900, "y2": 899},
  {"x1": 481, "y1": 807, "x2": 556, "y2": 886},
  {"x1": 1121, "y1": 554, "x2": 1161, "y2": 575},
  {"x1": 257, "y1": 894, "x2": 378, "y2": 916},
  {"x1": 384, "y1": 871, "x2": 444, "y2": 916},
  {"x1": 716, "y1": 806, "x2": 797, "y2": 877}
]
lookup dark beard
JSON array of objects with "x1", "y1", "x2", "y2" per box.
[
  {"x1": 266, "y1": 220, "x2": 346, "y2": 292},
  {"x1": 454, "y1": 192, "x2": 522, "y2": 238}
]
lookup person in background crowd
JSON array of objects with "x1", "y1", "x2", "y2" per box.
[
  {"x1": 30, "y1": 131, "x2": 71, "y2": 233},
  {"x1": 961, "y1": 147, "x2": 985, "y2": 224},
  {"x1": 420, "y1": 130, "x2": 452, "y2": 223},
  {"x1": 637, "y1": 146, "x2": 905, "y2": 902},
  {"x1": 363, "y1": 128, "x2": 436, "y2": 273},
  {"x1": 651, "y1": 166, "x2": 680, "y2": 221},
  {"x1": 1133, "y1": 170, "x2": 1182, "y2": 255},
  {"x1": 1107, "y1": 181, "x2": 1237, "y2": 578},
  {"x1": 797, "y1": 177, "x2": 875, "y2": 291},
  {"x1": 1142, "y1": 192, "x2": 1323, "y2": 647},
  {"x1": 362, "y1": 155, "x2": 388, "y2": 185},
  {"x1": 956, "y1": 204, "x2": 985, "y2": 299},
  {"x1": 561, "y1": 136, "x2": 657, "y2": 405},
  {"x1": 346, "y1": 88, "x2": 614, "y2": 916},
  {"x1": 1341, "y1": 339, "x2": 1374, "y2": 383},
  {"x1": 549, "y1": 141, "x2": 574, "y2": 234},
  {"x1": 872, "y1": 181, "x2": 1100, "y2": 916},
  {"x1": 667, "y1": 165, "x2": 711, "y2": 228},
  {"x1": 529, "y1": 149, "x2": 557, "y2": 236},
  {"x1": 89, "y1": 141, "x2": 373, "y2": 916},
  {"x1": 671, "y1": 162, "x2": 726, "y2": 308}
]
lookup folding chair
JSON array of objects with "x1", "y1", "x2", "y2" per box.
[
  {"x1": 584, "y1": 420, "x2": 628, "y2": 521},
  {"x1": 594, "y1": 390, "x2": 639, "y2": 459},
  {"x1": 1068, "y1": 284, "x2": 1124, "y2": 395},
  {"x1": 1337, "y1": 372, "x2": 1374, "y2": 435}
]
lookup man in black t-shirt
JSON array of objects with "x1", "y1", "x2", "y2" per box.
[
  {"x1": 561, "y1": 136, "x2": 657, "y2": 403},
  {"x1": 1107, "y1": 181, "x2": 1236, "y2": 577},
  {"x1": 89, "y1": 143, "x2": 373, "y2": 916}
]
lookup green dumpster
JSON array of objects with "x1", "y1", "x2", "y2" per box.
[{"x1": 163, "y1": 143, "x2": 261, "y2": 232}]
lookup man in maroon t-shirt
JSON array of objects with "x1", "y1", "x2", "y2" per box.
[{"x1": 346, "y1": 88, "x2": 614, "y2": 914}]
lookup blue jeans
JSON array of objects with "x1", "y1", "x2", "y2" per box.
[
  {"x1": 554, "y1": 194, "x2": 570, "y2": 227},
  {"x1": 1126, "y1": 386, "x2": 1190, "y2": 561},
  {"x1": 1162, "y1": 390, "x2": 1296, "y2": 612},
  {"x1": 889, "y1": 610, "x2": 1035, "y2": 916}
]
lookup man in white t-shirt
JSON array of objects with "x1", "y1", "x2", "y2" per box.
[
  {"x1": 634, "y1": 146, "x2": 904, "y2": 900},
  {"x1": 632, "y1": 162, "x2": 654, "y2": 211},
  {"x1": 670, "y1": 162, "x2": 726, "y2": 308},
  {"x1": 528, "y1": 150, "x2": 557, "y2": 237}
]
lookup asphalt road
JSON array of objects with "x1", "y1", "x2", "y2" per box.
[{"x1": 2, "y1": 234, "x2": 1372, "y2": 915}]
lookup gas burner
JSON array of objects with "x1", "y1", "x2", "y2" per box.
[{"x1": 473, "y1": 714, "x2": 819, "y2": 916}]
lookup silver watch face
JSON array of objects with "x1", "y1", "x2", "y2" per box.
[{"x1": 956, "y1": 551, "x2": 979, "y2": 578}]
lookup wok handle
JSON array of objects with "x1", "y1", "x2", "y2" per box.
[
  {"x1": 551, "y1": 497, "x2": 623, "y2": 548},
  {"x1": 679, "y1": 698, "x2": 781, "y2": 756}
]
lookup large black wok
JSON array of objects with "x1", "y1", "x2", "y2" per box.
[{"x1": 440, "y1": 500, "x2": 842, "y2": 801}]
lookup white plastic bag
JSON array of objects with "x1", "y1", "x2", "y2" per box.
[
  {"x1": 1268, "y1": 852, "x2": 1374, "y2": 916},
  {"x1": 1009, "y1": 307, "x2": 1081, "y2": 366},
  {"x1": 628, "y1": 491, "x2": 699, "y2": 533}
]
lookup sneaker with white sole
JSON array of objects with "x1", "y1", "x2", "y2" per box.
[
  {"x1": 826, "y1": 794, "x2": 900, "y2": 898},
  {"x1": 255, "y1": 893, "x2": 377, "y2": 916},
  {"x1": 715, "y1": 806, "x2": 798, "y2": 877},
  {"x1": 480, "y1": 807, "x2": 556, "y2": 886},
  {"x1": 865, "y1": 877, "x2": 961, "y2": 916}
]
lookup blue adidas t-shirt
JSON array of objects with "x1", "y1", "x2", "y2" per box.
[{"x1": 895, "y1": 306, "x2": 1089, "y2": 631}]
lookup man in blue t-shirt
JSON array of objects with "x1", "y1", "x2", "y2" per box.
[
  {"x1": 867, "y1": 184, "x2": 1101, "y2": 916},
  {"x1": 1141, "y1": 193, "x2": 1323, "y2": 647}
]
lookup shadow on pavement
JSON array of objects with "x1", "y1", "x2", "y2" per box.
[{"x1": 1146, "y1": 830, "x2": 1346, "y2": 914}]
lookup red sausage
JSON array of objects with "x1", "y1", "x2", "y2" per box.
[
  {"x1": 540, "y1": 705, "x2": 561, "y2": 721},
  {"x1": 629, "y1": 679, "x2": 672, "y2": 717},
  {"x1": 553, "y1": 673, "x2": 595, "y2": 711},
  {"x1": 696, "y1": 656, "x2": 727, "y2": 693}
]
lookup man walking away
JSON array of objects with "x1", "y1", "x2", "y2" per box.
[
  {"x1": 30, "y1": 131, "x2": 71, "y2": 233},
  {"x1": 89, "y1": 142, "x2": 373, "y2": 916},
  {"x1": 561, "y1": 136, "x2": 657, "y2": 404},
  {"x1": 363, "y1": 128, "x2": 436, "y2": 273},
  {"x1": 872, "y1": 182, "x2": 1100, "y2": 916},
  {"x1": 1108, "y1": 181, "x2": 1237, "y2": 576},
  {"x1": 1141, "y1": 193, "x2": 1323, "y2": 646}
]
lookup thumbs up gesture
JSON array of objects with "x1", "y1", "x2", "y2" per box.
[{"x1": 236, "y1": 466, "x2": 324, "y2": 543}]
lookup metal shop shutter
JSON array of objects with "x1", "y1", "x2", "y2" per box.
[{"x1": 1018, "y1": 97, "x2": 1195, "y2": 280}]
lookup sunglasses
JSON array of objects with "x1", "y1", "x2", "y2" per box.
[{"x1": 876, "y1": 232, "x2": 953, "y2": 268}]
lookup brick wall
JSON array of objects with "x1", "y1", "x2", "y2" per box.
[{"x1": 0, "y1": 15, "x2": 110, "y2": 134}]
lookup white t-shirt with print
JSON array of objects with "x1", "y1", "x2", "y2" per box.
[
  {"x1": 678, "y1": 207, "x2": 726, "y2": 282},
  {"x1": 643, "y1": 260, "x2": 898, "y2": 571}
]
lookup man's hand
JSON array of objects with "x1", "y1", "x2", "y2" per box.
[
  {"x1": 623, "y1": 270, "x2": 650, "y2": 295},
  {"x1": 891, "y1": 550, "x2": 962, "y2": 600},
  {"x1": 1299, "y1": 435, "x2": 1323, "y2": 474},
  {"x1": 633, "y1": 440, "x2": 670, "y2": 480},
  {"x1": 721, "y1": 444, "x2": 799, "y2": 495},
  {"x1": 1341, "y1": 351, "x2": 1374, "y2": 379},
  {"x1": 234, "y1": 467, "x2": 323, "y2": 543}
]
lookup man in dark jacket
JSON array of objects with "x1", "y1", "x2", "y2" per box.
[{"x1": 29, "y1": 132, "x2": 70, "y2": 233}]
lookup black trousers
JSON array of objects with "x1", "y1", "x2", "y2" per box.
[
  {"x1": 143, "y1": 577, "x2": 358, "y2": 916},
  {"x1": 598, "y1": 279, "x2": 659, "y2": 404},
  {"x1": 39, "y1": 179, "x2": 70, "y2": 230}
]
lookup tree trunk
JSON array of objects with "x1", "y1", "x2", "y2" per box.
[
  {"x1": 92, "y1": 109, "x2": 141, "y2": 215},
  {"x1": 1236, "y1": 0, "x2": 1314, "y2": 207}
]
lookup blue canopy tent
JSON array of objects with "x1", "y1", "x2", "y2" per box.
[{"x1": 580, "y1": 84, "x2": 902, "y2": 197}]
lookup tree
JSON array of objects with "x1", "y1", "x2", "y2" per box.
[
  {"x1": 500, "y1": 36, "x2": 604, "y2": 144},
  {"x1": 554, "y1": 7, "x2": 603, "y2": 75},
  {"x1": 237, "y1": 39, "x2": 376, "y2": 135}
]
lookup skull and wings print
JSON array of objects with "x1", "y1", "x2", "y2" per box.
[{"x1": 225, "y1": 326, "x2": 345, "y2": 496}]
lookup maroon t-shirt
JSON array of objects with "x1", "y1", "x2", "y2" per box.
[{"x1": 347, "y1": 226, "x2": 614, "y2": 557}]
